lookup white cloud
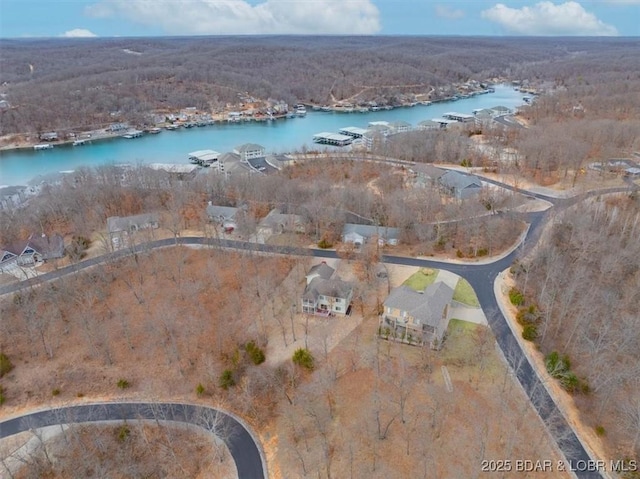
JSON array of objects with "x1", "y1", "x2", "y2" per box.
[
  {"x1": 435, "y1": 5, "x2": 465, "y2": 20},
  {"x1": 603, "y1": 0, "x2": 640, "y2": 3},
  {"x1": 481, "y1": 1, "x2": 618, "y2": 36},
  {"x1": 86, "y1": 0, "x2": 381, "y2": 35},
  {"x1": 61, "y1": 28, "x2": 98, "y2": 38}
]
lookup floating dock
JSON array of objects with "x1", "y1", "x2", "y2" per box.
[
  {"x1": 122, "y1": 129, "x2": 144, "y2": 139},
  {"x1": 432, "y1": 118, "x2": 459, "y2": 128},
  {"x1": 189, "y1": 149, "x2": 221, "y2": 166},
  {"x1": 313, "y1": 132, "x2": 353, "y2": 147},
  {"x1": 443, "y1": 112, "x2": 474, "y2": 122},
  {"x1": 338, "y1": 126, "x2": 368, "y2": 138}
]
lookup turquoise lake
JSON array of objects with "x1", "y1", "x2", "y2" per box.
[{"x1": 0, "y1": 84, "x2": 528, "y2": 186}]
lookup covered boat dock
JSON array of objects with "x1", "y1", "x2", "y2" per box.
[
  {"x1": 189, "y1": 149, "x2": 221, "y2": 166},
  {"x1": 313, "y1": 132, "x2": 353, "y2": 146}
]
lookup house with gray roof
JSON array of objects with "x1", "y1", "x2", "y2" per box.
[
  {"x1": 301, "y1": 262, "x2": 353, "y2": 316},
  {"x1": 342, "y1": 223, "x2": 400, "y2": 246},
  {"x1": 438, "y1": 170, "x2": 483, "y2": 199},
  {"x1": 206, "y1": 204, "x2": 240, "y2": 231},
  {"x1": 389, "y1": 121, "x2": 412, "y2": 134},
  {"x1": 233, "y1": 143, "x2": 266, "y2": 162},
  {"x1": 380, "y1": 281, "x2": 454, "y2": 349},
  {"x1": 1, "y1": 233, "x2": 65, "y2": 272},
  {"x1": 259, "y1": 209, "x2": 306, "y2": 236},
  {"x1": 107, "y1": 213, "x2": 159, "y2": 249},
  {"x1": 410, "y1": 164, "x2": 446, "y2": 188},
  {"x1": 417, "y1": 120, "x2": 440, "y2": 131}
]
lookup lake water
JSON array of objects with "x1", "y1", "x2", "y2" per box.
[{"x1": 0, "y1": 84, "x2": 527, "y2": 186}]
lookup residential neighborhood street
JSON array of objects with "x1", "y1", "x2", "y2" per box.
[{"x1": 1, "y1": 177, "x2": 636, "y2": 478}]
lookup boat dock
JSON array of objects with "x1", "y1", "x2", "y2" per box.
[
  {"x1": 122, "y1": 129, "x2": 144, "y2": 139},
  {"x1": 432, "y1": 118, "x2": 459, "y2": 128},
  {"x1": 34, "y1": 144, "x2": 53, "y2": 150},
  {"x1": 338, "y1": 126, "x2": 368, "y2": 138},
  {"x1": 189, "y1": 149, "x2": 220, "y2": 166},
  {"x1": 313, "y1": 132, "x2": 353, "y2": 146},
  {"x1": 443, "y1": 112, "x2": 474, "y2": 122}
]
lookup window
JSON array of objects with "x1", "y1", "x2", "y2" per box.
[{"x1": 335, "y1": 306, "x2": 341, "y2": 312}]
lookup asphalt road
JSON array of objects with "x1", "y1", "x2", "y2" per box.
[{"x1": 0, "y1": 402, "x2": 265, "y2": 479}]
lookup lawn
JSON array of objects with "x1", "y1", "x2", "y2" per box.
[
  {"x1": 453, "y1": 278, "x2": 480, "y2": 307},
  {"x1": 403, "y1": 268, "x2": 438, "y2": 291}
]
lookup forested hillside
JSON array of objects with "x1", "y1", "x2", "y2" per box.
[
  {"x1": 513, "y1": 195, "x2": 640, "y2": 464},
  {"x1": 1, "y1": 36, "x2": 637, "y2": 134}
]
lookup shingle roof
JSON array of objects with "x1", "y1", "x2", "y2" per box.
[
  {"x1": 384, "y1": 282, "x2": 453, "y2": 329},
  {"x1": 206, "y1": 205, "x2": 239, "y2": 220},
  {"x1": 410, "y1": 164, "x2": 446, "y2": 180},
  {"x1": 302, "y1": 276, "x2": 353, "y2": 302},
  {"x1": 1, "y1": 233, "x2": 65, "y2": 261},
  {"x1": 307, "y1": 262, "x2": 335, "y2": 280},
  {"x1": 439, "y1": 170, "x2": 482, "y2": 190},
  {"x1": 342, "y1": 223, "x2": 400, "y2": 240},
  {"x1": 236, "y1": 143, "x2": 265, "y2": 154},
  {"x1": 107, "y1": 213, "x2": 159, "y2": 233}
]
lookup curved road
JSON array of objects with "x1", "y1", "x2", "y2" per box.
[
  {"x1": 1, "y1": 177, "x2": 635, "y2": 478},
  {"x1": 0, "y1": 402, "x2": 265, "y2": 479}
]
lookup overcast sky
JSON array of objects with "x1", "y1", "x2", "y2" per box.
[{"x1": 1, "y1": 0, "x2": 638, "y2": 38}]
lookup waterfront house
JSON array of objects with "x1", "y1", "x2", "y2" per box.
[
  {"x1": 438, "y1": 170, "x2": 483, "y2": 199},
  {"x1": 234, "y1": 143, "x2": 266, "y2": 162},
  {"x1": 389, "y1": 121, "x2": 412, "y2": 134},
  {"x1": 417, "y1": 120, "x2": 440, "y2": 131},
  {"x1": 39, "y1": 132, "x2": 58, "y2": 142},
  {"x1": 380, "y1": 281, "x2": 454, "y2": 349},
  {"x1": 342, "y1": 223, "x2": 400, "y2": 246},
  {"x1": 0, "y1": 233, "x2": 65, "y2": 272},
  {"x1": 301, "y1": 262, "x2": 353, "y2": 316},
  {"x1": 490, "y1": 105, "x2": 512, "y2": 116}
]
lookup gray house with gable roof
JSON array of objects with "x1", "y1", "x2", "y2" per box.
[
  {"x1": 301, "y1": 262, "x2": 353, "y2": 316},
  {"x1": 380, "y1": 281, "x2": 454, "y2": 348},
  {"x1": 438, "y1": 170, "x2": 483, "y2": 199}
]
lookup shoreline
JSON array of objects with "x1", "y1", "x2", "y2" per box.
[{"x1": 0, "y1": 84, "x2": 516, "y2": 154}]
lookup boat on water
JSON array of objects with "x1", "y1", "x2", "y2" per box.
[
  {"x1": 72, "y1": 139, "x2": 89, "y2": 146},
  {"x1": 165, "y1": 124, "x2": 180, "y2": 131},
  {"x1": 34, "y1": 144, "x2": 53, "y2": 150},
  {"x1": 295, "y1": 105, "x2": 307, "y2": 116},
  {"x1": 149, "y1": 127, "x2": 162, "y2": 134}
]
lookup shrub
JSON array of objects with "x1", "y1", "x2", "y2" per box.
[
  {"x1": 0, "y1": 386, "x2": 5, "y2": 406},
  {"x1": 595, "y1": 425, "x2": 606, "y2": 437},
  {"x1": 456, "y1": 249, "x2": 464, "y2": 258},
  {"x1": 196, "y1": 383, "x2": 206, "y2": 396},
  {"x1": 292, "y1": 348, "x2": 314, "y2": 371},
  {"x1": 522, "y1": 324, "x2": 538, "y2": 341},
  {"x1": 52, "y1": 388, "x2": 61, "y2": 396},
  {"x1": 76, "y1": 392, "x2": 85, "y2": 398},
  {"x1": 476, "y1": 248, "x2": 488, "y2": 257},
  {"x1": 117, "y1": 425, "x2": 131, "y2": 443},
  {"x1": 219, "y1": 370, "x2": 235, "y2": 390},
  {"x1": 318, "y1": 238, "x2": 333, "y2": 249},
  {"x1": 560, "y1": 372, "x2": 580, "y2": 393},
  {"x1": 0, "y1": 353, "x2": 14, "y2": 378},
  {"x1": 117, "y1": 379, "x2": 130, "y2": 389},
  {"x1": 245, "y1": 341, "x2": 266, "y2": 365},
  {"x1": 509, "y1": 287, "x2": 524, "y2": 306}
]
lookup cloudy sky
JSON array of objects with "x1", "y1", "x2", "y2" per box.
[{"x1": 1, "y1": 0, "x2": 638, "y2": 38}]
